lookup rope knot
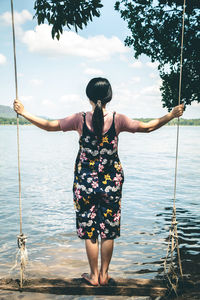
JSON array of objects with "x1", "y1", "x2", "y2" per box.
[{"x1": 17, "y1": 233, "x2": 27, "y2": 249}]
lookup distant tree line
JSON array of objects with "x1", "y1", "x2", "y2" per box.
[
  {"x1": 1, "y1": 117, "x2": 200, "y2": 126},
  {"x1": 0, "y1": 117, "x2": 31, "y2": 125}
]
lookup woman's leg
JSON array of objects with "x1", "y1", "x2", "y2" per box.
[
  {"x1": 82, "y1": 238, "x2": 99, "y2": 285},
  {"x1": 99, "y1": 239, "x2": 114, "y2": 285}
]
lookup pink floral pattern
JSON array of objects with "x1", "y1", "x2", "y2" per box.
[
  {"x1": 110, "y1": 136, "x2": 118, "y2": 149},
  {"x1": 80, "y1": 152, "x2": 87, "y2": 162},
  {"x1": 113, "y1": 173, "x2": 123, "y2": 186},
  {"x1": 73, "y1": 112, "x2": 123, "y2": 239},
  {"x1": 98, "y1": 164, "x2": 104, "y2": 172},
  {"x1": 91, "y1": 181, "x2": 99, "y2": 188}
]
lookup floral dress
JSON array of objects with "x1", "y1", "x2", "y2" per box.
[{"x1": 73, "y1": 112, "x2": 124, "y2": 239}]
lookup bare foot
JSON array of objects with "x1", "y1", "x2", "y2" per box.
[
  {"x1": 81, "y1": 273, "x2": 99, "y2": 286},
  {"x1": 99, "y1": 272, "x2": 111, "y2": 285}
]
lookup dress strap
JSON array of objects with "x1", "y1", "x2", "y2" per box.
[
  {"x1": 113, "y1": 111, "x2": 116, "y2": 124},
  {"x1": 82, "y1": 112, "x2": 86, "y2": 123}
]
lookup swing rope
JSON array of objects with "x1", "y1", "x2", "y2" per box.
[
  {"x1": 163, "y1": 0, "x2": 186, "y2": 295},
  {"x1": 10, "y1": 0, "x2": 28, "y2": 289}
]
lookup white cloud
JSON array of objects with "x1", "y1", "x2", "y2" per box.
[
  {"x1": 140, "y1": 85, "x2": 161, "y2": 96},
  {"x1": 84, "y1": 68, "x2": 103, "y2": 76},
  {"x1": 149, "y1": 72, "x2": 158, "y2": 79},
  {"x1": 119, "y1": 54, "x2": 129, "y2": 62},
  {"x1": 156, "y1": 79, "x2": 162, "y2": 86},
  {"x1": 0, "y1": 10, "x2": 32, "y2": 26},
  {"x1": 146, "y1": 62, "x2": 159, "y2": 68},
  {"x1": 129, "y1": 61, "x2": 143, "y2": 68},
  {"x1": 0, "y1": 10, "x2": 32, "y2": 38},
  {"x1": 42, "y1": 99, "x2": 50, "y2": 105},
  {"x1": 20, "y1": 95, "x2": 33, "y2": 102},
  {"x1": 131, "y1": 76, "x2": 141, "y2": 83},
  {"x1": 0, "y1": 54, "x2": 6, "y2": 64},
  {"x1": 22, "y1": 24, "x2": 127, "y2": 61},
  {"x1": 109, "y1": 80, "x2": 162, "y2": 117},
  {"x1": 41, "y1": 99, "x2": 57, "y2": 110},
  {"x1": 30, "y1": 79, "x2": 43, "y2": 86},
  {"x1": 59, "y1": 94, "x2": 82, "y2": 104}
]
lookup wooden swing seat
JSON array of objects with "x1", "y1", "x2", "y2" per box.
[{"x1": 0, "y1": 277, "x2": 199, "y2": 297}]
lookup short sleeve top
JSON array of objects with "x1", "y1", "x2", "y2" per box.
[{"x1": 59, "y1": 111, "x2": 140, "y2": 136}]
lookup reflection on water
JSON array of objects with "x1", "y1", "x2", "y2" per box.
[
  {"x1": 162, "y1": 206, "x2": 200, "y2": 281},
  {"x1": 0, "y1": 126, "x2": 199, "y2": 285}
]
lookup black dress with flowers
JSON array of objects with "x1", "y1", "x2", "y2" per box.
[{"x1": 73, "y1": 112, "x2": 124, "y2": 239}]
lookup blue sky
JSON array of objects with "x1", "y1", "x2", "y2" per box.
[{"x1": 0, "y1": 0, "x2": 199, "y2": 119}]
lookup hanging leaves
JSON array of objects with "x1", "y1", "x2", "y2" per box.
[
  {"x1": 115, "y1": 0, "x2": 200, "y2": 110},
  {"x1": 34, "y1": 0, "x2": 103, "y2": 40}
]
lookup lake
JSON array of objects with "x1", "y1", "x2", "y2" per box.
[{"x1": 0, "y1": 125, "x2": 199, "y2": 293}]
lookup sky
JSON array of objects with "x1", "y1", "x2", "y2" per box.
[{"x1": 0, "y1": 0, "x2": 199, "y2": 119}]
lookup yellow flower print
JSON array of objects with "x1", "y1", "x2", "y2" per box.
[
  {"x1": 107, "y1": 209, "x2": 112, "y2": 216},
  {"x1": 91, "y1": 227, "x2": 95, "y2": 232},
  {"x1": 102, "y1": 174, "x2": 111, "y2": 185},
  {"x1": 104, "y1": 174, "x2": 111, "y2": 181},
  {"x1": 114, "y1": 162, "x2": 122, "y2": 172},
  {"x1": 89, "y1": 160, "x2": 95, "y2": 166},
  {"x1": 104, "y1": 209, "x2": 112, "y2": 217},
  {"x1": 83, "y1": 197, "x2": 89, "y2": 205},
  {"x1": 78, "y1": 162, "x2": 82, "y2": 172},
  {"x1": 99, "y1": 135, "x2": 109, "y2": 146},
  {"x1": 102, "y1": 136, "x2": 109, "y2": 144},
  {"x1": 74, "y1": 202, "x2": 80, "y2": 211},
  {"x1": 87, "y1": 231, "x2": 93, "y2": 238}
]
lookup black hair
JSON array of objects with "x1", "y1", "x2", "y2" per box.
[{"x1": 86, "y1": 77, "x2": 112, "y2": 142}]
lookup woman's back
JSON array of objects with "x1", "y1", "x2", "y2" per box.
[{"x1": 59, "y1": 111, "x2": 140, "y2": 136}]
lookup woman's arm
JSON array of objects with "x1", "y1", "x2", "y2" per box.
[
  {"x1": 13, "y1": 99, "x2": 61, "y2": 131},
  {"x1": 137, "y1": 104, "x2": 184, "y2": 133}
]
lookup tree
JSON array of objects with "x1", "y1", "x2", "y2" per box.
[
  {"x1": 34, "y1": 0, "x2": 103, "y2": 39},
  {"x1": 33, "y1": 0, "x2": 200, "y2": 110},
  {"x1": 114, "y1": 0, "x2": 200, "y2": 110}
]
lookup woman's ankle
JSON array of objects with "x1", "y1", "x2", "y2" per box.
[
  {"x1": 91, "y1": 271, "x2": 99, "y2": 279},
  {"x1": 99, "y1": 269, "x2": 108, "y2": 278}
]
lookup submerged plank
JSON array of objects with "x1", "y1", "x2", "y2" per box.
[{"x1": 0, "y1": 277, "x2": 167, "y2": 296}]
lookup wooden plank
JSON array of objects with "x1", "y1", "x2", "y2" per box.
[
  {"x1": 0, "y1": 277, "x2": 167, "y2": 297},
  {"x1": 0, "y1": 277, "x2": 199, "y2": 297}
]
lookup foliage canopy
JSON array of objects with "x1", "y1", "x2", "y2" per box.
[
  {"x1": 33, "y1": 0, "x2": 200, "y2": 110},
  {"x1": 115, "y1": 0, "x2": 200, "y2": 110},
  {"x1": 34, "y1": 0, "x2": 103, "y2": 39}
]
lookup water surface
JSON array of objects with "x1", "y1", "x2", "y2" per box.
[{"x1": 0, "y1": 125, "x2": 199, "y2": 283}]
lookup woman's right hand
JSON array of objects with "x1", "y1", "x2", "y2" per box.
[
  {"x1": 171, "y1": 103, "x2": 184, "y2": 118},
  {"x1": 13, "y1": 99, "x2": 25, "y2": 116}
]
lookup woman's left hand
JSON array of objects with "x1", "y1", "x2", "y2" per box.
[{"x1": 171, "y1": 103, "x2": 184, "y2": 118}]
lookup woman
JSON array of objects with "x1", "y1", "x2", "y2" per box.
[{"x1": 13, "y1": 77, "x2": 184, "y2": 286}]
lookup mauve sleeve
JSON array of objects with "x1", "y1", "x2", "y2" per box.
[
  {"x1": 58, "y1": 112, "x2": 82, "y2": 133},
  {"x1": 116, "y1": 113, "x2": 140, "y2": 134}
]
